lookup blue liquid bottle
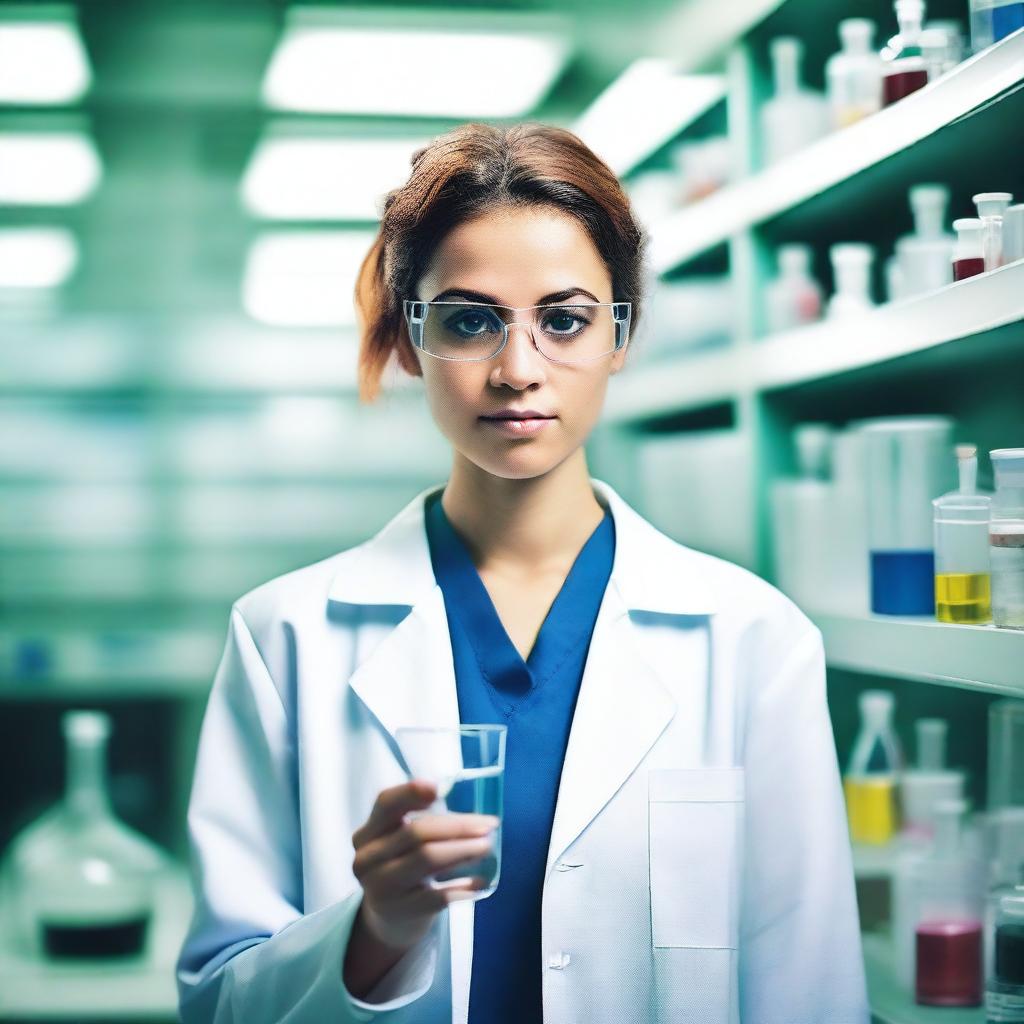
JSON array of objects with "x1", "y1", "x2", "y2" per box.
[{"x1": 861, "y1": 416, "x2": 956, "y2": 615}]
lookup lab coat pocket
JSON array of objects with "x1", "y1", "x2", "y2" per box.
[{"x1": 648, "y1": 767, "x2": 744, "y2": 1024}]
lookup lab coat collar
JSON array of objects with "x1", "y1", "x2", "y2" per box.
[{"x1": 325, "y1": 476, "x2": 720, "y2": 616}]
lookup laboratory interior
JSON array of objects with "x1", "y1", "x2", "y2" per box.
[{"x1": 1, "y1": 0, "x2": 1023, "y2": 1020}]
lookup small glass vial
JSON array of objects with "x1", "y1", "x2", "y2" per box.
[
  {"x1": 933, "y1": 444, "x2": 992, "y2": 623},
  {"x1": 827, "y1": 243, "x2": 876, "y2": 318},
  {"x1": 826, "y1": 19, "x2": 884, "y2": 128},
  {"x1": 882, "y1": 0, "x2": 930, "y2": 106},
  {"x1": 953, "y1": 218, "x2": 987, "y2": 280},
  {"x1": 765, "y1": 244, "x2": 823, "y2": 333},
  {"x1": 989, "y1": 449, "x2": 1024, "y2": 629},
  {"x1": 986, "y1": 883, "x2": 1024, "y2": 1022},
  {"x1": 974, "y1": 192, "x2": 1015, "y2": 271},
  {"x1": 1003, "y1": 204, "x2": 1024, "y2": 265}
]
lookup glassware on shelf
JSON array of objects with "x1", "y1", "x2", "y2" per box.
[
  {"x1": 882, "y1": 0, "x2": 930, "y2": 106},
  {"x1": 760, "y1": 36, "x2": 830, "y2": 166},
  {"x1": 896, "y1": 184, "x2": 955, "y2": 297},
  {"x1": 932, "y1": 443, "x2": 993, "y2": 624},
  {"x1": 900, "y1": 719, "x2": 967, "y2": 841},
  {"x1": 861, "y1": 416, "x2": 956, "y2": 615},
  {"x1": 953, "y1": 217, "x2": 987, "y2": 281},
  {"x1": 985, "y1": 882, "x2": 1024, "y2": 1022},
  {"x1": 764, "y1": 244, "x2": 823, "y2": 333},
  {"x1": 826, "y1": 243, "x2": 876, "y2": 318},
  {"x1": 970, "y1": 0, "x2": 1024, "y2": 54},
  {"x1": 844, "y1": 689, "x2": 904, "y2": 845},
  {"x1": 1004, "y1": 205, "x2": 1024, "y2": 265},
  {"x1": 989, "y1": 700, "x2": 1024, "y2": 810},
  {"x1": 989, "y1": 450, "x2": 1024, "y2": 629},
  {"x1": 0, "y1": 710, "x2": 169, "y2": 960},
  {"x1": 825, "y1": 18, "x2": 884, "y2": 128},
  {"x1": 920, "y1": 20, "x2": 966, "y2": 80},
  {"x1": 975, "y1": 192, "x2": 1015, "y2": 271}
]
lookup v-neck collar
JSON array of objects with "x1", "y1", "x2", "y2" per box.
[{"x1": 424, "y1": 488, "x2": 614, "y2": 701}]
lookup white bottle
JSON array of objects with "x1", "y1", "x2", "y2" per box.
[
  {"x1": 896, "y1": 184, "x2": 955, "y2": 297},
  {"x1": 826, "y1": 19, "x2": 885, "y2": 128},
  {"x1": 761, "y1": 37, "x2": 831, "y2": 165},
  {"x1": 765, "y1": 244, "x2": 824, "y2": 334},
  {"x1": 828, "y1": 243, "x2": 876, "y2": 318},
  {"x1": 900, "y1": 719, "x2": 967, "y2": 842}
]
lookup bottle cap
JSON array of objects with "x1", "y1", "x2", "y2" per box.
[
  {"x1": 860, "y1": 689, "x2": 894, "y2": 721},
  {"x1": 973, "y1": 192, "x2": 1014, "y2": 218},
  {"x1": 896, "y1": 0, "x2": 926, "y2": 21},
  {"x1": 839, "y1": 18, "x2": 874, "y2": 47},
  {"x1": 778, "y1": 243, "x2": 811, "y2": 274},
  {"x1": 62, "y1": 710, "x2": 112, "y2": 743},
  {"x1": 990, "y1": 448, "x2": 1024, "y2": 487}
]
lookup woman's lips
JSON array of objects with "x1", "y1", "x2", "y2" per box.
[{"x1": 480, "y1": 416, "x2": 555, "y2": 436}]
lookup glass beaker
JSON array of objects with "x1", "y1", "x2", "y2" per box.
[
  {"x1": 1, "y1": 710, "x2": 168, "y2": 959},
  {"x1": 395, "y1": 724, "x2": 506, "y2": 900}
]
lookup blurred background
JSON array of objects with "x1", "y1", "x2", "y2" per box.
[{"x1": 1, "y1": 0, "x2": 1023, "y2": 1020}]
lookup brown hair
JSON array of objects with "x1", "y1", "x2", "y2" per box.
[{"x1": 353, "y1": 121, "x2": 650, "y2": 404}]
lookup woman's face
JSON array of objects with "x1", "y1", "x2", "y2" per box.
[{"x1": 413, "y1": 206, "x2": 629, "y2": 481}]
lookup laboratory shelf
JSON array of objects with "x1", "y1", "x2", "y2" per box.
[
  {"x1": 752, "y1": 259, "x2": 1024, "y2": 393},
  {"x1": 862, "y1": 932, "x2": 984, "y2": 1024},
  {"x1": 648, "y1": 29, "x2": 1024, "y2": 273},
  {"x1": 812, "y1": 612, "x2": 1024, "y2": 698},
  {"x1": 606, "y1": 260, "x2": 1024, "y2": 423},
  {"x1": 0, "y1": 863, "x2": 192, "y2": 1021}
]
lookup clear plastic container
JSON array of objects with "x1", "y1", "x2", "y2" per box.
[
  {"x1": 920, "y1": 21, "x2": 966, "y2": 79},
  {"x1": 900, "y1": 719, "x2": 967, "y2": 840},
  {"x1": 975, "y1": 192, "x2": 1015, "y2": 271},
  {"x1": 827, "y1": 242, "x2": 876, "y2": 318},
  {"x1": 760, "y1": 36, "x2": 830, "y2": 165},
  {"x1": 1004, "y1": 204, "x2": 1024, "y2": 265},
  {"x1": 971, "y1": 0, "x2": 1024, "y2": 53},
  {"x1": 0, "y1": 710, "x2": 168, "y2": 959},
  {"x1": 985, "y1": 883, "x2": 1024, "y2": 1021},
  {"x1": 844, "y1": 689, "x2": 904, "y2": 844},
  {"x1": 765, "y1": 244, "x2": 823, "y2": 334},
  {"x1": 989, "y1": 700, "x2": 1024, "y2": 810},
  {"x1": 897, "y1": 184, "x2": 955, "y2": 297},
  {"x1": 826, "y1": 18, "x2": 884, "y2": 128},
  {"x1": 932, "y1": 444, "x2": 993, "y2": 624},
  {"x1": 861, "y1": 416, "x2": 956, "y2": 615},
  {"x1": 882, "y1": 0, "x2": 930, "y2": 106},
  {"x1": 990, "y1": 450, "x2": 1024, "y2": 629},
  {"x1": 953, "y1": 217, "x2": 987, "y2": 281}
]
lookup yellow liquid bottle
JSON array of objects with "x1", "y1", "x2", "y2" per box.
[
  {"x1": 935, "y1": 572, "x2": 992, "y2": 623},
  {"x1": 844, "y1": 773, "x2": 900, "y2": 844}
]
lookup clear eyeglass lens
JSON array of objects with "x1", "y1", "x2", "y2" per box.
[{"x1": 421, "y1": 303, "x2": 617, "y2": 361}]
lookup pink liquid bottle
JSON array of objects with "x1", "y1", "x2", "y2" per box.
[
  {"x1": 882, "y1": 0, "x2": 931, "y2": 106},
  {"x1": 953, "y1": 218, "x2": 987, "y2": 281}
]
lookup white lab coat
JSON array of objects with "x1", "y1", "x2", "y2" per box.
[{"x1": 175, "y1": 477, "x2": 870, "y2": 1024}]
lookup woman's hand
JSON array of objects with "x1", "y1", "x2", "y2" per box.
[{"x1": 343, "y1": 779, "x2": 498, "y2": 996}]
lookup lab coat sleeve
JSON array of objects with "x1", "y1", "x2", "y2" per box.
[
  {"x1": 738, "y1": 623, "x2": 871, "y2": 1023},
  {"x1": 175, "y1": 603, "x2": 442, "y2": 1023}
]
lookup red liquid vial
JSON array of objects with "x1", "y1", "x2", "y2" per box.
[
  {"x1": 915, "y1": 919, "x2": 982, "y2": 1006},
  {"x1": 883, "y1": 67, "x2": 929, "y2": 104},
  {"x1": 953, "y1": 257, "x2": 986, "y2": 281}
]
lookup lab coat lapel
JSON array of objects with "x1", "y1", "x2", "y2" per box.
[{"x1": 544, "y1": 579, "x2": 676, "y2": 878}]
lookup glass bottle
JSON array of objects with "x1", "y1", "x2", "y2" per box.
[
  {"x1": 844, "y1": 689, "x2": 904, "y2": 844},
  {"x1": 760, "y1": 36, "x2": 830, "y2": 166},
  {"x1": 953, "y1": 217, "x2": 986, "y2": 281},
  {"x1": 826, "y1": 18, "x2": 884, "y2": 128},
  {"x1": 986, "y1": 883, "x2": 1024, "y2": 1022},
  {"x1": 882, "y1": 0, "x2": 930, "y2": 106},
  {"x1": 990, "y1": 450, "x2": 1024, "y2": 629},
  {"x1": 932, "y1": 443, "x2": 993, "y2": 623},
  {"x1": 765, "y1": 244, "x2": 823, "y2": 334},
  {"x1": 975, "y1": 193, "x2": 1015, "y2": 271},
  {"x1": 1, "y1": 710, "x2": 168, "y2": 959},
  {"x1": 827, "y1": 243, "x2": 876, "y2": 318}
]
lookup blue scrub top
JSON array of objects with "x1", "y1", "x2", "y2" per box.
[{"x1": 423, "y1": 486, "x2": 615, "y2": 1024}]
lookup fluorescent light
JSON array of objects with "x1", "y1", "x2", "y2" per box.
[
  {"x1": 262, "y1": 8, "x2": 571, "y2": 117},
  {"x1": 242, "y1": 133, "x2": 430, "y2": 220},
  {"x1": 0, "y1": 131, "x2": 102, "y2": 204},
  {"x1": 0, "y1": 8, "x2": 92, "y2": 104},
  {"x1": 0, "y1": 227, "x2": 78, "y2": 287},
  {"x1": 572, "y1": 60, "x2": 726, "y2": 177},
  {"x1": 242, "y1": 229, "x2": 377, "y2": 326}
]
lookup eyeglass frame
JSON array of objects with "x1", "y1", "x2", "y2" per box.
[{"x1": 402, "y1": 299, "x2": 632, "y2": 364}]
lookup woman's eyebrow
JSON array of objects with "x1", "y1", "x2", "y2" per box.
[{"x1": 429, "y1": 286, "x2": 601, "y2": 304}]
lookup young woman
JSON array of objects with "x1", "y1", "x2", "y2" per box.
[{"x1": 176, "y1": 122, "x2": 869, "y2": 1024}]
